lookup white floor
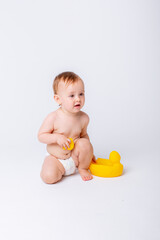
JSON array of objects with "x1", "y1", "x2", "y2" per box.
[{"x1": 0, "y1": 147, "x2": 160, "y2": 240}]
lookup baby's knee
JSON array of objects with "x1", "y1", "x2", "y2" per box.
[
  {"x1": 40, "y1": 169, "x2": 61, "y2": 184},
  {"x1": 76, "y1": 138, "x2": 93, "y2": 153}
]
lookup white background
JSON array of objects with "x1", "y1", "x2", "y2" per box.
[{"x1": 0, "y1": 1, "x2": 160, "y2": 240}]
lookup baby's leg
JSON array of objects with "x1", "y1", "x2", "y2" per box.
[
  {"x1": 40, "y1": 155, "x2": 65, "y2": 184},
  {"x1": 72, "y1": 138, "x2": 93, "y2": 181}
]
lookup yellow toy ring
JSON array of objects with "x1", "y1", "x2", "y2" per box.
[{"x1": 63, "y1": 138, "x2": 74, "y2": 151}]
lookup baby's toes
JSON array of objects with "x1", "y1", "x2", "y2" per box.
[
  {"x1": 88, "y1": 175, "x2": 93, "y2": 180},
  {"x1": 85, "y1": 175, "x2": 93, "y2": 181},
  {"x1": 82, "y1": 176, "x2": 87, "y2": 181},
  {"x1": 83, "y1": 176, "x2": 87, "y2": 181},
  {"x1": 79, "y1": 169, "x2": 93, "y2": 181}
]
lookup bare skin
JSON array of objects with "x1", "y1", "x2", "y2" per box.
[{"x1": 38, "y1": 79, "x2": 95, "y2": 183}]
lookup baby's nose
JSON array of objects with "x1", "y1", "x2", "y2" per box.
[{"x1": 75, "y1": 95, "x2": 80, "y2": 101}]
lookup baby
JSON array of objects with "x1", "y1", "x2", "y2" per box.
[{"x1": 38, "y1": 71, "x2": 95, "y2": 184}]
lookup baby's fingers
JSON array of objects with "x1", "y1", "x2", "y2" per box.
[
  {"x1": 67, "y1": 138, "x2": 71, "y2": 146},
  {"x1": 92, "y1": 155, "x2": 96, "y2": 162},
  {"x1": 63, "y1": 140, "x2": 70, "y2": 150}
]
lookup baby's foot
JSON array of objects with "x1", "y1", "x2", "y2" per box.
[{"x1": 79, "y1": 169, "x2": 93, "y2": 181}]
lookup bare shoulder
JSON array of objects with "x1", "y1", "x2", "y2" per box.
[
  {"x1": 45, "y1": 110, "x2": 57, "y2": 121},
  {"x1": 41, "y1": 111, "x2": 57, "y2": 125},
  {"x1": 79, "y1": 111, "x2": 90, "y2": 126},
  {"x1": 38, "y1": 110, "x2": 58, "y2": 134}
]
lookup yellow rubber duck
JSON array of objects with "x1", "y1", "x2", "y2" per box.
[{"x1": 89, "y1": 151, "x2": 123, "y2": 177}]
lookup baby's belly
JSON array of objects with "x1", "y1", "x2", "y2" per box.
[{"x1": 46, "y1": 143, "x2": 72, "y2": 160}]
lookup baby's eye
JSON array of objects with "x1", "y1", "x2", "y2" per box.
[
  {"x1": 69, "y1": 95, "x2": 74, "y2": 98},
  {"x1": 80, "y1": 93, "x2": 84, "y2": 96}
]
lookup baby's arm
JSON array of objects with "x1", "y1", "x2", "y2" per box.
[
  {"x1": 80, "y1": 114, "x2": 90, "y2": 140},
  {"x1": 38, "y1": 112, "x2": 70, "y2": 149},
  {"x1": 38, "y1": 112, "x2": 58, "y2": 144},
  {"x1": 80, "y1": 113, "x2": 96, "y2": 162}
]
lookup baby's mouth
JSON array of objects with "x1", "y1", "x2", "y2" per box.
[{"x1": 74, "y1": 103, "x2": 81, "y2": 107}]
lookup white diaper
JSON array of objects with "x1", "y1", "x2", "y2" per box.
[
  {"x1": 58, "y1": 157, "x2": 76, "y2": 176},
  {"x1": 46, "y1": 153, "x2": 76, "y2": 176}
]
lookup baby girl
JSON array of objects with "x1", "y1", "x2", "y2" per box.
[{"x1": 38, "y1": 71, "x2": 95, "y2": 184}]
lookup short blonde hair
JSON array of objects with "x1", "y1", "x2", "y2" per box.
[{"x1": 53, "y1": 71, "x2": 82, "y2": 94}]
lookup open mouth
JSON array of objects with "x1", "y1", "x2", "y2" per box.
[{"x1": 74, "y1": 104, "x2": 81, "y2": 107}]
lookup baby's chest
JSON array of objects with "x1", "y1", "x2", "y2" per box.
[{"x1": 54, "y1": 119, "x2": 82, "y2": 137}]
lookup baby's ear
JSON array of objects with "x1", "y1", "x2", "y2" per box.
[{"x1": 54, "y1": 94, "x2": 61, "y2": 105}]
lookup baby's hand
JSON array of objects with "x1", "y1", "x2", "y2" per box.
[
  {"x1": 56, "y1": 134, "x2": 71, "y2": 150},
  {"x1": 92, "y1": 155, "x2": 96, "y2": 162}
]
